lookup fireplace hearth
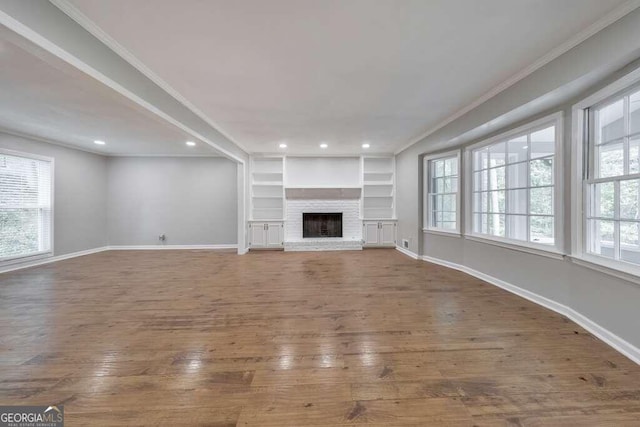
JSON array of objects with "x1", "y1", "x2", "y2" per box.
[{"x1": 303, "y1": 213, "x2": 343, "y2": 238}]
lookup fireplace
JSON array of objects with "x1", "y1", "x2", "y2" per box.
[{"x1": 303, "y1": 213, "x2": 343, "y2": 238}]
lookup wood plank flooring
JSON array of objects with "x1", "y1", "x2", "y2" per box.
[{"x1": 1, "y1": 249, "x2": 639, "y2": 426}]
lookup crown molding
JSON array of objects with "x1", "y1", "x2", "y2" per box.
[
  {"x1": 394, "y1": 0, "x2": 640, "y2": 155},
  {"x1": 50, "y1": 0, "x2": 249, "y2": 154}
]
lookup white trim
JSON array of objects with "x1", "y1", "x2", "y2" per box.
[
  {"x1": 107, "y1": 245, "x2": 237, "y2": 251},
  {"x1": 0, "y1": 8, "x2": 246, "y2": 165},
  {"x1": 422, "y1": 229, "x2": 462, "y2": 238},
  {"x1": 0, "y1": 246, "x2": 108, "y2": 274},
  {"x1": 464, "y1": 112, "x2": 564, "y2": 254},
  {"x1": 49, "y1": 0, "x2": 249, "y2": 154},
  {"x1": 395, "y1": 245, "x2": 419, "y2": 259},
  {"x1": 419, "y1": 254, "x2": 640, "y2": 365},
  {"x1": 394, "y1": 0, "x2": 640, "y2": 155},
  {"x1": 570, "y1": 255, "x2": 640, "y2": 286}
]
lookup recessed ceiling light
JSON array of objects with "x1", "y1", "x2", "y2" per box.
[
  {"x1": 186, "y1": 141, "x2": 196, "y2": 147},
  {"x1": 94, "y1": 140, "x2": 105, "y2": 145},
  {"x1": 279, "y1": 143, "x2": 287, "y2": 148},
  {"x1": 320, "y1": 143, "x2": 328, "y2": 149},
  {"x1": 362, "y1": 143, "x2": 370, "y2": 149}
]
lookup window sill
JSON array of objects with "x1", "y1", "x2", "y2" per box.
[
  {"x1": 464, "y1": 234, "x2": 565, "y2": 260},
  {"x1": 422, "y1": 229, "x2": 462, "y2": 238},
  {"x1": 569, "y1": 254, "x2": 640, "y2": 286},
  {"x1": 0, "y1": 251, "x2": 53, "y2": 266}
]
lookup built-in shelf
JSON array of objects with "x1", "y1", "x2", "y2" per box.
[
  {"x1": 251, "y1": 157, "x2": 285, "y2": 221},
  {"x1": 362, "y1": 156, "x2": 395, "y2": 220}
]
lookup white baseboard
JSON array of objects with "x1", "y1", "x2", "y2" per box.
[
  {"x1": 395, "y1": 245, "x2": 419, "y2": 259},
  {"x1": 107, "y1": 244, "x2": 237, "y2": 250},
  {"x1": 0, "y1": 246, "x2": 109, "y2": 274},
  {"x1": 420, "y1": 254, "x2": 640, "y2": 365}
]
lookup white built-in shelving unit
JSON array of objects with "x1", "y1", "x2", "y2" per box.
[
  {"x1": 361, "y1": 156, "x2": 395, "y2": 219},
  {"x1": 250, "y1": 156, "x2": 285, "y2": 221}
]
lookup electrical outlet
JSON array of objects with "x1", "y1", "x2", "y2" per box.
[{"x1": 402, "y1": 239, "x2": 409, "y2": 249}]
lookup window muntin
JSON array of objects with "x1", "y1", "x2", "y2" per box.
[
  {"x1": 470, "y1": 120, "x2": 558, "y2": 247},
  {"x1": 0, "y1": 151, "x2": 52, "y2": 261},
  {"x1": 586, "y1": 87, "x2": 640, "y2": 265},
  {"x1": 426, "y1": 153, "x2": 459, "y2": 232}
]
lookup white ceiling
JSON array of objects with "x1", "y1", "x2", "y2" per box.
[
  {"x1": 61, "y1": 0, "x2": 629, "y2": 155},
  {"x1": 0, "y1": 26, "x2": 221, "y2": 156}
]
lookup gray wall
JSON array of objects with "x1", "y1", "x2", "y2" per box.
[
  {"x1": 396, "y1": 10, "x2": 640, "y2": 350},
  {"x1": 107, "y1": 157, "x2": 237, "y2": 246},
  {"x1": 0, "y1": 132, "x2": 108, "y2": 256}
]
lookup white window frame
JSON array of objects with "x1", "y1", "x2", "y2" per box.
[
  {"x1": 571, "y1": 66, "x2": 640, "y2": 282},
  {"x1": 464, "y1": 112, "x2": 564, "y2": 257},
  {"x1": 423, "y1": 150, "x2": 461, "y2": 235},
  {"x1": 0, "y1": 148, "x2": 55, "y2": 265}
]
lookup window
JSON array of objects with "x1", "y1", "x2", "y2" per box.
[
  {"x1": 424, "y1": 151, "x2": 460, "y2": 233},
  {"x1": 468, "y1": 113, "x2": 562, "y2": 251},
  {"x1": 585, "y1": 86, "x2": 640, "y2": 266},
  {"x1": 0, "y1": 150, "x2": 53, "y2": 262}
]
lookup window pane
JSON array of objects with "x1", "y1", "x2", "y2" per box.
[
  {"x1": 489, "y1": 214, "x2": 505, "y2": 237},
  {"x1": 530, "y1": 126, "x2": 555, "y2": 159},
  {"x1": 507, "y1": 214, "x2": 527, "y2": 241},
  {"x1": 442, "y1": 211, "x2": 456, "y2": 222},
  {"x1": 474, "y1": 213, "x2": 489, "y2": 234},
  {"x1": 474, "y1": 148, "x2": 489, "y2": 170},
  {"x1": 442, "y1": 194, "x2": 456, "y2": 212},
  {"x1": 530, "y1": 187, "x2": 553, "y2": 215},
  {"x1": 489, "y1": 166, "x2": 506, "y2": 190},
  {"x1": 589, "y1": 219, "x2": 615, "y2": 258},
  {"x1": 530, "y1": 216, "x2": 554, "y2": 245},
  {"x1": 620, "y1": 179, "x2": 640, "y2": 220},
  {"x1": 474, "y1": 170, "x2": 488, "y2": 192},
  {"x1": 474, "y1": 191, "x2": 488, "y2": 213},
  {"x1": 489, "y1": 142, "x2": 506, "y2": 167},
  {"x1": 0, "y1": 209, "x2": 40, "y2": 258},
  {"x1": 620, "y1": 222, "x2": 640, "y2": 264},
  {"x1": 630, "y1": 137, "x2": 640, "y2": 174},
  {"x1": 443, "y1": 177, "x2": 457, "y2": 193},
  {"x1": 597, "y1": 99, "x2": 624, "y2": 143},
  {"x1": 631, "y1": 90, "x2": 640, "y2": 136},
  {"x1": 0, "y1": 154, "x2": 52, "y2": 259},
  {"x1": 507, "y1": 162, "x2": 527, "y2": 189},
  {"x1": 488, "y1": 190, "x2": 505, "y2": 213},
  {"x1": 530, "y1": 158, "x2": 553, "y2": 187},
  {"x1": 444, "y1": 157, "x2": 457, "y2": 176},
  {"x1": 440, "y1": 221, "x2": 456, "y2": 230},
  {"x1": 597, "y1": 141, "x2": 624, "y2": 178},
  {"x1": 434, "y1": 160, "x2": 445, "y2": 178},
  {"x1": 434, "y1": 177, "x2": 445, "y2": 193},
  {"x1": 506, "y1": 189, "x2": 527, "y2": 214},
  {"x1": 593, "y1": 182, "x2": 615, "y2": 218},
  {"x1": 432, "y1": 194, "x2": 442, "y2": 211},
  {"x1": 507, "y1": 135, "x2": 528, "y2": 164}
]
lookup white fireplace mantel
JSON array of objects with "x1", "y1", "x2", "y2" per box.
[{"x1": 285, "y1": 187, "x2": 361, "y2": 200}]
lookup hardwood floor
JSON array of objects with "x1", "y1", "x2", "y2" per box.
[{"x1": 1, "y1": 249, "x2": 639, "y2": 426}]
